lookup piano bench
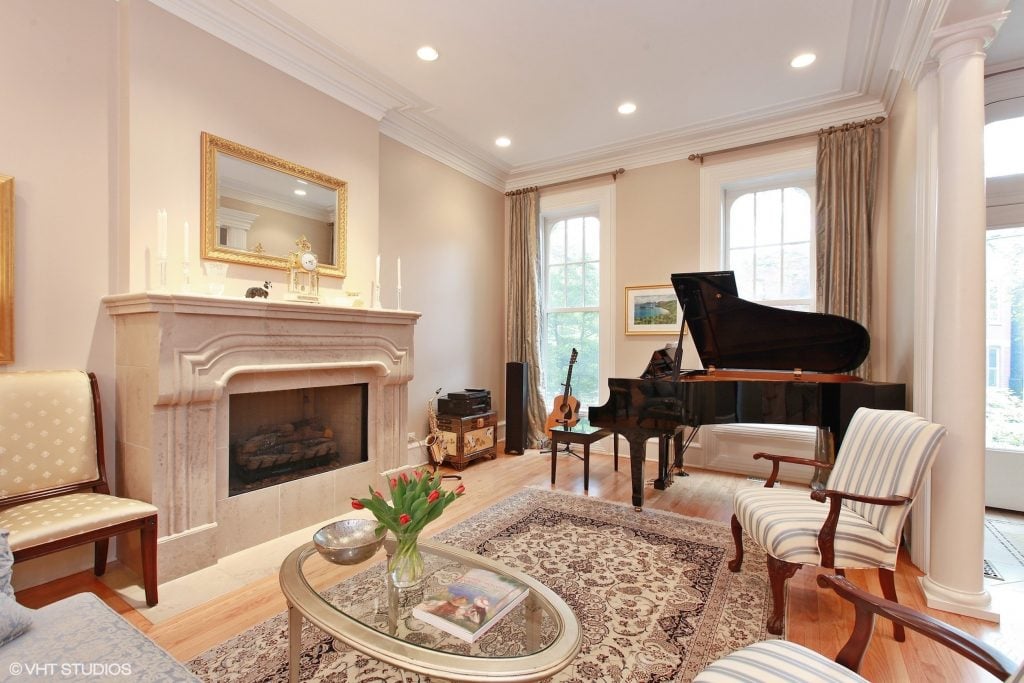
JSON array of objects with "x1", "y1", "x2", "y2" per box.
[{"x1": 549, "y1": 426, "x2": 616, "y2": 491}]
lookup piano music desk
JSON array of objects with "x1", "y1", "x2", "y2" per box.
[{"x1": 549, "y1": 425, "x2": 617, "y2": 491}]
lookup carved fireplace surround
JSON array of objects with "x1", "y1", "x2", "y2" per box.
[{"x1": 103, "y1": 292, "x2": 418, "y2": 581}]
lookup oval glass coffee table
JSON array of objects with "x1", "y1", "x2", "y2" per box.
[{"x1": 279, "y1": 538, "x2": 582, "y2": 682}]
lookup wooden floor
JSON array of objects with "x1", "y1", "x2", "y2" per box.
[{"x1": 16, "y1": 447, "x2": 1024, "y2": 682}]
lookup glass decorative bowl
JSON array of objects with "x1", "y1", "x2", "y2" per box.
[{"x1": 313, "y1": 519, "x2": 385, "y2": 565}]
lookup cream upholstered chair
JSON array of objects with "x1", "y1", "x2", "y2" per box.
[
  {"x1": 729, "y1": 408, "x2": 945, "y2": 638},
  {"x1": 694, "y1": 574, "x2": 1022, "y2": 683},
  {"x1": 0, "y1": 371, "x2": 158, "y2": 605}
]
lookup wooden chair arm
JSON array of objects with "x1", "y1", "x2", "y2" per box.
[
  {"x1": 810, "y1": 490, "x2": 910, "y2": 567},
  {"x1": 752, "y1": 452, "x2": 833, "y2": 488},
  {"x1": 818, "y1": 574, "x2": 1017, "y2": 678}
]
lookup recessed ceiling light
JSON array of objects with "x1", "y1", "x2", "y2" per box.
[
  {"x1": 293, "y1": 189, "x2": 307, "y2": 196},
  {"x1": 417, "y1": 46, "x2": 439, "y2": 62},
  {"x1": 618, "y1": 102, "x2": 637, "y2": 115},
  {"x1": 495, "y1": 136, "x2": 511, "y2": 148},
  {"x1": 790, "y1": 53, "x2": 816, "y2": 68}
]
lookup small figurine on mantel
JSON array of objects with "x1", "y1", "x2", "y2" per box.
[{"x1": 245, "y1": 281, "x2": 271, "y2": 299}]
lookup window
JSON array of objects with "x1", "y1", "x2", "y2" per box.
[
  {"x1": 985, "y1": 116, "x2": 1024, "y2": 178},
  {"x1": 988, "y1": 346, "x2": 1001, "y2": 387},
  {"x1": 538, "y1": 184, "x2": 614, "y2": 418},
  {"x1": 985, "y1": 226, "x2": 1024, "y2": 450},
  {"x1": 543, "y1": 213, "x2": 600, "y2": 410},
  {"x1": 724, "y1": 183, "x2": 814, "y2": 309}
]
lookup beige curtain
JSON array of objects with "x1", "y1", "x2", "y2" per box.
[
  {"x1": 816, "y1": 123, "x2": 881, "y2": 377},
  {"x1": 506, "y1": 190, "x2": 548, "y2": 448}
]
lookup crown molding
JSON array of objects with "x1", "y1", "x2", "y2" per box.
[
  {"x1": 379, "y1": 112, "x2": 508, "y2": 191},
  {"x1": 149, "y1": 0, "x2": 416, "y2": 121},
  {"x1": 504, "y1": 97, "x2": 886, "y2": 190},
  {"x1": 150, "y1": 0, "x2": 927, "y2": 195}
]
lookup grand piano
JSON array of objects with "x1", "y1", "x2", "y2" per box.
[{"x1": 589, "y1": 271, "x2": 905, "y2": 510}]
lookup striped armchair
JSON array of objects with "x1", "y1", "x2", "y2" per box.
[
  {"x1": 694, "y1": 574, "x2": 1021, "y2": 682},
  {"x1": 729, "y1": 408, "x2": 946, "y2": 637},
  {"x1": 0, "y1": 371, "x2": 159, "y2": 605}
]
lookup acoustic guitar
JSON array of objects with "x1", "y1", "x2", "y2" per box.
[{"x1": 544, "y1": 348, "x2": 581, "y2": 436}]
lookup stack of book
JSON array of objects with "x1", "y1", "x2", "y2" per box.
[{"x1": 412, "y1": 568, "x2": 529, "y2": 642}]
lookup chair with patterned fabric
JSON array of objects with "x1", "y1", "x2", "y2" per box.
[
  {"x1": 0, "y1": 371, "x2": 158, "y2": 605},
  {"x1": 729, "y1": 407, "x2": 946, "y2": 638},
  {"x1": 694, "y1": 574, "x2": 1021, "y2": 683}
]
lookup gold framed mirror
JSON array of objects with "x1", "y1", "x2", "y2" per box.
[
  {"x1": 0, "y1": 174, "x2": 12, "y2": 364},
  {"x1": 201, "y1": 133, "x2": 347, "y2": 277}
]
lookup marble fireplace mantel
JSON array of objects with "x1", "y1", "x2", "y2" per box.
[{"x1": 103, "y1": 292, "x2": 419, "y2": 581}]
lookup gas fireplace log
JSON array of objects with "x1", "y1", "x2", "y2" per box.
[{"x1": 233, "y1": 437, "x2": 339, "y2": 472}]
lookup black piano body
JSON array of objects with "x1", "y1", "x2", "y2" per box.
[{"x1": 589, "y1": 271, "x2": 906, "y2": 509}]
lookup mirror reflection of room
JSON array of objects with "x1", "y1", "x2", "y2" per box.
[{"x1": 216, "y1": 152, "x2": 335, "y2": 263}]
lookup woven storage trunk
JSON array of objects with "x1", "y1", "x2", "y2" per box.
[{"x1": 435, "y1": 411, "x2": 497, "y2": 470}]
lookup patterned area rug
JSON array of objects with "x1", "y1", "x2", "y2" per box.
[
  {"x1": 189, "y1": 488, "x2": 775, "y2": 682},
  {"x1": 985, "y1": 516, "x2": 1024, "y2": 582}
]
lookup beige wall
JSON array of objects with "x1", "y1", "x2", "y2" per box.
[
  {"x1": 1, "y1": 0, "x2": 121, "y2": 586},
  {"x1": 379, "y1": 137, "x2": 505, "y2": 445},
  {"x1": 885, "y1": 80, "x2": 919, "y2": 399},
  {"x1": 613, "y1": 160, "x2": 701, "y2": 376},
  {"x1": 125, "y1": 0, "x2": 380, "y2": 298}
]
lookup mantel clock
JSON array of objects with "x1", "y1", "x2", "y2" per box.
[{"x1": 287, "y1": 236, "x2": 320, "y2": 303}]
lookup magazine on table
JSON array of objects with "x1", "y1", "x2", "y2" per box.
[{"x1": 412, "y1": 567, "x2": 529, "y2": 642}]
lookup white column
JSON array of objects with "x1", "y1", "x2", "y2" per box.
[
  {"x1": 910, "y1": 61, "x2": 938, "y2": 572},
  {"x1": 919, "y1": 21, "x2": 1000, "y2": 621}
]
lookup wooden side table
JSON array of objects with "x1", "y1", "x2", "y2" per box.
[{"x1": 549, "y1": 425, "x2": 617, "y2": 491}]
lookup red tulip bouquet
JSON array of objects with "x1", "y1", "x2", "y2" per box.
[{"x1": 352, "y1": 468, "x2": 465, "y2": 587}]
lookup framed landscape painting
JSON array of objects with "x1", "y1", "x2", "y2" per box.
[{"x1": 624, "y1": 285, "x2": 683, "y2": 335}]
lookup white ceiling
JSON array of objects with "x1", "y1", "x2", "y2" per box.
[{"x1": 156, "y1": 0, "x2": 1020, "y2": 190}]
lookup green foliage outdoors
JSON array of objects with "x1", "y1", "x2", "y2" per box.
[{"x1": 986, "y1": 387, "x2": 1024, "y2": 449}]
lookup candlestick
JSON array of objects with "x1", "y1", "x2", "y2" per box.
[
  {"x1": 181, "y1": 258, "x2": 191, "y2": 293},
  {"x1": 158, "y1": 257, "x2": 167, "y2": 291},
  {"x1": 375, "y1": 253, "x2": 381, "y2": 290},
  {"x1": 396, "y1": 286, "x2": 402, "y2": 311},
  {"x1": 396, "y1": 257, "x2": 401, "y2": 290},
  {"x1": 157, "y1": 209, "x2": 167, "y2": 260}
]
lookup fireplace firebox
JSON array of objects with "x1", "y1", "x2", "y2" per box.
[{"x1": 228, "y1": 384, "x2": 368, "y2": 496}]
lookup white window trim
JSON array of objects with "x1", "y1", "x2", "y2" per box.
[
  {"x1": 540, "y1": 184, "x2": 616, "y2": 406},
  {"x1": 699, "y1": 145, "x2": 818, "y2": 271},
  {"x1": 694, "y1": 144, "x2": 819, "y2": 475}
]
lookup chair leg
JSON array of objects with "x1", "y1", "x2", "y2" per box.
[
  {"x1": 93, "y1": 539, "x2": 109, "y2": 576},
  {"x1": 728, "y1": 514, "x2": 744, "y2": 572},
  {"x1": 141, "y1": 516, "x2": 159, "y2": 607},
  {"x1": 879, "y1": 568, "x2": 905, "y2": 642},
  {"x1": 766, "y1": 555, "x2": 800, "y2": 635}
]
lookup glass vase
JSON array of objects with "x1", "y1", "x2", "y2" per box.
[{"x1": 388, "y1": 531, "x2": 424, "y2": 588}]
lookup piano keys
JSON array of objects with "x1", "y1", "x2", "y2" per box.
[{"x1": 589, "y1": 271, "x2": 905, "y2": 510}]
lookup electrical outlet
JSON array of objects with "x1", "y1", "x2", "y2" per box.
[{"x1": 407, "y1": 432, "x2": 417, "y2": 442}]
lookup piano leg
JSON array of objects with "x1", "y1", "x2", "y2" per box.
[
  {"x1": 653, "y1": 435, "x2": 674, "y2": 491},
  {"x1": 626, "y1": 435, "x2": 649, "y2": 510}
]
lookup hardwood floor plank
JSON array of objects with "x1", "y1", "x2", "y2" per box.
[{"x1": 14, "y1": 448, "x2": 1023, "y2": 681}]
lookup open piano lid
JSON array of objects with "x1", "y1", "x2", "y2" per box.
[{"x1": 671, "y1": 271, "x2": 870, "y2": 374}]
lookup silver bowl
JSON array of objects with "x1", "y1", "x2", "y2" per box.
[{"x1": 313, "y1": 519, "x2": 385, "y2": 565}]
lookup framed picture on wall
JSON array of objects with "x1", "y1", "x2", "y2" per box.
[{"x1": 624, "y1": 284, "x2": 683, "y2": 335}]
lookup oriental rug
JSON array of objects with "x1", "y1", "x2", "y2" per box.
[
  {"x1": 189, "y1": 488, "x2": 775, "y2": 682},
  {"x1": 984, "y1": 515, "x2": 1024, "y2": 582}
]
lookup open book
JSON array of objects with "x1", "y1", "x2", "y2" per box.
[{"x1": 412, "y1": 568, "x2": 529, "y2": 642}]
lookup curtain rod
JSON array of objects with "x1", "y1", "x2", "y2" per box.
[
  {"x1": 687, "y1": 116, "x2": 886, "y2": 164},
  {"x1": 505, "y1": 168, "x2": 625, "y2": 196}
]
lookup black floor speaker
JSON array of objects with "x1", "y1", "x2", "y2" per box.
[{"x1": 505, "y1": 362, "x2": 528, "y2": 454}]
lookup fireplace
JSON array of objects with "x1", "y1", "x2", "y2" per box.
[
  {"x1": 228, "y1": 384, "x2": 368, "y2": 496},
  {"x1": 104, "y1": 292, "x2": 418, "y2": 581}
]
